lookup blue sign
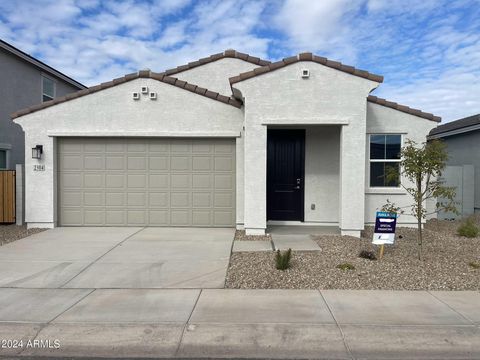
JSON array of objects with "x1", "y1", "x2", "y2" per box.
[{"x1": 372, "y1": 211, "x2": 397, "y2": 244}]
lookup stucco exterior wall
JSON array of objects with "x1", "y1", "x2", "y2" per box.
[
  {"x1": 173, "y1": 58, "x2": 260, "y2": 96},
  {"x1": 441, "y1": 130, "x2": 480, "y2": 213},
  {"x1": 15, "y1": 78, "x2": 243, "y2": 228},
  {"x1": 304, "y1": 126, "x2": 340, "y2": 223},
  {"x1": 365, "y1": 102, "x2": 438, "y2": 225},
  {"x1": 234, "y1": 61, "x2": 379, "y2": 235}
]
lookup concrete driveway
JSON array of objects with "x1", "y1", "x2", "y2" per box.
[{"x1": 0, "y1": 227, "x2": 234, "y2": 289}]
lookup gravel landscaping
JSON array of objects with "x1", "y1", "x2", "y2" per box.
[
  {"x1": 0, "y1": 225, "x2": 47, "y2": 246},
  {"x1": 226, "y1": 217, "x2": 480, "y2": 290},
  {"x1": 235, "y1": 229, "x2": 272, "y2": 241}
]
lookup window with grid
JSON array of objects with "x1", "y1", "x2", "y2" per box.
[
  {"x1": 42, "y1": 76, "x2": 55, "y2": 102},
  {"x1": 369, "y1": 134, "x2": 401, "y2": 187}
]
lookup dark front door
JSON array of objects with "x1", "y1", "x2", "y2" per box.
[{"x1": 267, "y1": 129, "x2": 305, "y2": 221}]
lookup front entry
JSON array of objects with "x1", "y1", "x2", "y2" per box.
[{"x1": 267, "y1": 129, "x2": 305, "y2": 221}]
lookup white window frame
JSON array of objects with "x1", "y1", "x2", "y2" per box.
[
  {"x1": 41, "y1": 74, "x2": 56, "y2": 102},
  {"x1": 368, "y1": 134, "x2": 402, "y2": 189}
]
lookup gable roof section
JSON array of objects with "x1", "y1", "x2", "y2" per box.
[
  {"x1": 0, "y1": 39, "x2": 86, "y2": 90},
  {"x1": 428, "y1": 113, "x2": 480, "y2": 138},
  {"x1": 229, "y1": 52, "x2": 384, "y2": 85},
  {"x1": 162, "y1": 49, "x2": 271, "y2": 76},
  {"x1": 368, "y1": 95, "x2": 441, "y2": 122},
  {"x1": 11, "y1": 70, "x2": 242, "y2": 119}
]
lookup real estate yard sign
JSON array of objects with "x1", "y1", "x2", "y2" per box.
[{"x1": 372, "y1": 211, "x2": 397, "y2": 245}]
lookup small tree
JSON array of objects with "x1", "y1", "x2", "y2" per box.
[{"x1": 382, "y1": 139, "x2": 457, "y2": 261}]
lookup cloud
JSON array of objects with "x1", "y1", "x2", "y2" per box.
[{"x1": 0, "y1": 0, "x2": 478, "y2": 121}]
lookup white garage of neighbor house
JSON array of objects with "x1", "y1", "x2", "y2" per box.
[{"x1": 13, "y1": 50, "x2": 440, "y2": 236}]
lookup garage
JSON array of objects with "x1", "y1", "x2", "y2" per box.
[{"x1": 57, "y1": 137, "x2": 235, "y2": 227}]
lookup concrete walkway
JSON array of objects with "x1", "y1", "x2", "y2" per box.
[{"x1": 0, "y1": 289, "x2": 478, "y2": 359}]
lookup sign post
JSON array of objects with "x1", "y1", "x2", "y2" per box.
[{"x1": 372, "y1": 211, "x2": 397, "y2": 259}]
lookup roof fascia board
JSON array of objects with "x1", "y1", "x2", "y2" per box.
[{"x1": 0, "y1": 40, "x2": 86, "y2": 89}]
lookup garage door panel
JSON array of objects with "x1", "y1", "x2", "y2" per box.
[
  {"x1": 127, "y1": 210, "x2": 147, "y2": 225},
  {"x1": 170, "y1": 174, "x2": 190, "y2": 188},
  {"x1": 149, "y1": 192, "x2": 169, "y2": 207},
  {"x1": 106, "y1": 174, "x2": 125, "y2": 188},
  {"x1": 58, "y1": 138, "x2": 235, "y2": 227},
  {"x1": 84, "y1": 192, "x2": 104, "y2": 206},
  {"x1": 170, "y1": 210, "x2": 190, "y2": 225},
  {"x1": 171, "y1": 192, "x2": 190, "y2": 207},
  {"x1": 192, "y1": 210, "x2": 211, "y2": 226},
  {"x1": 60, "y1": 155, "x2": 83, "y2": 170},
  {"x1": 127, "y1": 174, "x2": 146, "y2": 188},
  {"x1": 149, "y1": 156, "x2": 169, "y2": 170},
  {"x1": 106, "y1": 210, "x2": 125, "y2": 225},
  {"x1": 60, "y1": 173, "x2": 82, "y2": 188},
  {"x1": 149, "y1": 210, "x2": 169, "y2": 225},
  {"x1": 106, "y1": 192, "x2": 125, "y2": 206},
  {"x1": 192, "y1": 192, "x2": 211, "y2": 207},
  {"x1": 84, "y1": 210, "x2": 105, "y2": 225},
  {"x1": 192, "y1": 156, "x2": 212, "y2": 171},
  {"x1": 106, "y1": 156, "x2": 125, "y2": 170},
  {"x1": 84, "y1": 173, "x2": 103, "y2": 188},
  {"x1": 127, "y1": 192, "x2": 146, "y2": 206},
  {"x1": 62, "y1": 192, "x2": 82, "y2": 207}
]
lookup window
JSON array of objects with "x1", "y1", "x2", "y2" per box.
[
  {"x1": 42, "y1": 76, "x2": 55, "y2": 102},
  {"x1": 369, "y1": 134, "x2": 401, "y2": 187},
  {"x1": 0, "y1": 150, "x2": 6, "y2": 169}
]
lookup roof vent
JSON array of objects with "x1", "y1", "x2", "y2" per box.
[
  {"x1": 132, "y1": 92, "x2": 140, "y2": 100},
  {"x1": 302, "y1": 69, "x2": 310, "y2": 78},
  {"x1": 149, "y1": 92, "x2": 157, "y2": 100},
  {"x1": 141, "y1": 86, "x2": 149, "y2": 94}
]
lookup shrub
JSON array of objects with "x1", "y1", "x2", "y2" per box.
[
  {"x1": 359, "y1": 250, "x2": 377, "y2": 261},
  {"x1": 337, "y1": 263, "x2": 355, "y2": 271},
  {"x1": 275, "y1": 248, "x2": 292, "y2": 270},
  {"x1": 457, "y1": 218, "x2": 479, "y2": 238},
  {"x1": 468, "y1": 261, "x2": 480, "y2": 269}
]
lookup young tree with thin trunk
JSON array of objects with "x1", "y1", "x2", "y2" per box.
[{"x1": 382, "y1": 139, "x2": 457, "y2": 261}]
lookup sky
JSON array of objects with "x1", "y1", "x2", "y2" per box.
[{"x1": 0, "y1": 0, "x2": 479, "y2": 123}]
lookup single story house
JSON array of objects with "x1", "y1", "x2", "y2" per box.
[
  {"x1": 13, "y1": 50, "x2": 440, "y2": 236},
  {"x1": 429, "y1": 114, "x2": 480, "y2": 216}
]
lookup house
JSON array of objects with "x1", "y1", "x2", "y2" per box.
[
  {"x1": 429, "y1": 114, "x2": 480, "y2": 216},
  {"x1": 0, "y1": 39, "x2": 86, "y2": 171},
  {"x1": 12, "y1": 50, "x2": 441, "y2": 236}
]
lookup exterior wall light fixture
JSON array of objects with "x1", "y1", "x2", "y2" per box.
[{"x1": 32, "y1": 145, "x2": 43, "y2": 159}]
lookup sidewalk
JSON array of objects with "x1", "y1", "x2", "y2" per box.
[{"x1": 0, "y1": 289, "x2": 479, "y2": 359}]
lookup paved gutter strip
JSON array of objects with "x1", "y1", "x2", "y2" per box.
[
  {"x1": 16, "y1": 289, "x2": 96, "y2": 357},
  {"x1": 427, "y1": 291, "x2": 477, "y2": 325},
  {"x1": 59, "y1": 228, "x2": 146, "y2": 288},
  {"x1": 318, "y1": 289, "x2": 354, "y2": 360},
  {"x1": 174, "y1": 289, "x2": 203, "y2": 357}
]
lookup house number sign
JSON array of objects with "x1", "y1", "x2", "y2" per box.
[{"x1": 33, "y1": 164, "x2": 45, "y2": 171}]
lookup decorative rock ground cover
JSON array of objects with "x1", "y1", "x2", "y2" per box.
[{"x1": 226, "y1": 217, "x2": 480, "y2": 290}]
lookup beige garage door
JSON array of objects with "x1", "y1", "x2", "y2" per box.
[{"x1": 58, "y1": 138, "x2": 235, "y2": 227}]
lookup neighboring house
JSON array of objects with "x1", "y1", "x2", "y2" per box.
[
  {"x1": 0, "y1": 39, "x2": 85, "y2": 170},
  {"x1": 12, "y1": 50, "x2": 441, "y2": 236},
  {"x1": 429, "y1": 114, "x2": 480, "y2": 216}
]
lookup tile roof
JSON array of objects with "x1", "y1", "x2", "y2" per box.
[
  {"x1": 229, "y1": 52, "x2": 384, "y2": 85},
  {"x1": 162, "y1": 49, "x2": 271, "y2": 76},
  {"x1": 11, "y1": 70, "x2": 242, "y2": 119},
  {"x1": 429, "y1": 113, "x2": 480, "y2": 137},
  {"x1": 367, "y1": 95, "x2": 441, "y2": 122}
]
